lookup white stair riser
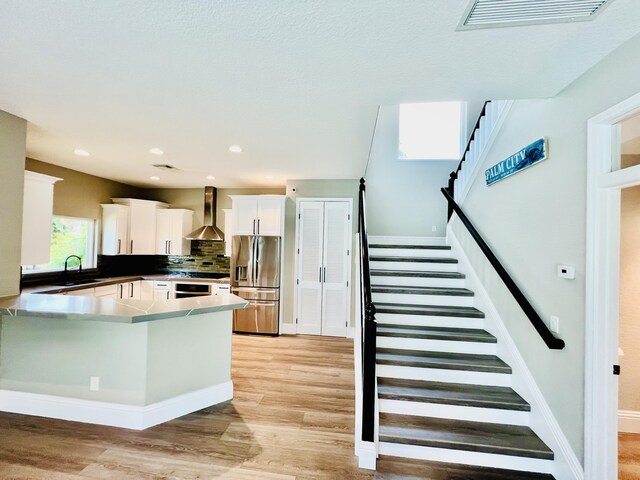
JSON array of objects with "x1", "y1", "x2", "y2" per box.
[
  {"x1": 377, "y1": 336, "x2": 496, "y2": 355},
  {"x1": 369, "y1": 236, "x2": 446, "y2": 246},
  {"x1": 369, "y1": 248, "x2": 451, "y2": 259},
  {"x1": 376, "y1": 365, "x2": 511, "y2": 387},
  {"x1": 378, "y1": 443, "x2": 553, "y2": 475},
  {"x1": 370, "y1": 261, "x2": 458, "y2": 272},
  {"x1": 376, "y1": 313, "x2": 484, "y2": 330},
  {"x1": 371, "y1": 276, "x2": 465, "y2": 288},
  {"x1": 379, "y1": 399, "x2": 529, "y2": 426},
  {"x1": 372, "y1": 292, "x2": 474, "y2": 307}
]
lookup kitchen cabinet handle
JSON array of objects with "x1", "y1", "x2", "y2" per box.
[
  {"x1": 168, "y1": 240, "x2": 171, "y2": 254},
  {"x1": 166, "y1": 291, "x2": 170, "y2": 300},
  {"x1": 165, "y1": 240, "x2": 169, "y2": 254},
  {"x1": 130, "y1": 282, "x2": 134, "y2": 298},
  {"x1": 119, "y1": 285, "x2": 123, "y2": 298},
  {"x1": 257, "y1": 219, "x2": 260, "y2": 234},
  {"x1": 117, "y1": 239, "x2": 121, "y2": 254},
  {"x1": 253, "y1": 219, "x2": 256, "y2": 235},
  {"x1": 319, "y1": 267, "x2": 322, "y2": 283},
  {"x1": 130, "y1": 240, "x2": 134, "y2": 254},
  {"x1": 323, "y1": 267, "x2": 326, "y2": 283}
]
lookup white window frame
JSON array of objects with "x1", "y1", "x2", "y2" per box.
[
  {"x1": 22, "y1": 215, "x2": 98, "y2": 274},
  {"x1": 398, "y1": 101, "x2": 468, "y2": 161}
]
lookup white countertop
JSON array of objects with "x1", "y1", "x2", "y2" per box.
[{"x1": 0, "y1": 293, "x2": 247, "y2": 324}]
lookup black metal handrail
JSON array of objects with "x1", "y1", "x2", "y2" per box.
[
  {"x1": 441, "y1": 187, "x2": 565, "y2": 350},
  {"x1": 446, "y1": 101, "x2": 490, "y2": 220},
  {"x1": 359, "y1": 178, "x2": 377, "y2": 442}
]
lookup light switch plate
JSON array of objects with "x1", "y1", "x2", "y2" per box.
[
  {"x1": 90, "y1": 376, "x2": 100, "y2": 391},
  {"x1": 432, "y1": 225, "x2": 438, "y2": 232},
  {"x1": 557, "y1": 265, "x2": 575, "y2": 279},
  {"x1": 550, "y1": 315, "x2": 560, "y2": 334}
]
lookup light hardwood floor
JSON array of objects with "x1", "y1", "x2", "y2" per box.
[
  {"x1": 0, "y1": 334, "x2": 551, "y2": 479},
  {"x1": 620, "y1": 432, "x2": 640, "y2": 480}
]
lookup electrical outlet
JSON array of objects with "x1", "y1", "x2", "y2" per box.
[
  {"x1": 90, "y1": 376, "x2": 100, "y2": 392},
  {"x1": 550, "y1": 315, "x2": 560, "y2": 334},
  {"x1": 557, "y1": 265, "x2": 575, "y2": 279},
  {"x1": 432, "y1": 225, "x2": 437, "y2": 232}
]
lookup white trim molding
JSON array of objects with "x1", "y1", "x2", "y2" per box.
[
  {"x1": 0, "y1": 381, "x2": 233, "y2": 430},
  {"x1": 448, "y1": 224, "x2": 583, "y2": 480},
  {"x1": 585, "y1": 90, "x2": 640, "y2": 480},
  {"x1": 619, "y1": 410, "x2": 640, "y2": 433}
]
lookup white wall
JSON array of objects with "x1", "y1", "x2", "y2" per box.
[
  {"x1": 282, "y1": 179, "x2": 359, "y2": 326},
  {"x1": 365, "y1": 102, "x2": 484, "y2": 237},
  {"x1": 0, "y1": 110, "x2": 27, "y2": 297},
  {"x1": 450, "y1": 32, "x2": 640, "y2": 464}
]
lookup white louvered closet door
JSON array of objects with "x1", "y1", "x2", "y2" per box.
[
  {"x1": 295, "y1": 201, "x2": 325, "y2": 335},
  {"x1": 320, "y1": 202, "x2": 351, "y2": 337}
]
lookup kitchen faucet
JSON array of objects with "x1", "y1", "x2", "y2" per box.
[{"x1": 64, "y1": 255, "x2": 83, "y2": 275}]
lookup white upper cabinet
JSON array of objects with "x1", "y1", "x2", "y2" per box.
[
  {"x1": 101, "y1": 204, "x2": 130, "y2": 255},
  {"x1": 21, "y1": 171, "x2": 63, "y2": 266},
  {"x1": 101, "y1": 198, "x2": 168, "y2": 255},
  {"x1": 230, "y1": 195, "x2": 285, "y2": 236},
  {"x1": 156, "y1": 209, "x2": 193, "y2": 255}
]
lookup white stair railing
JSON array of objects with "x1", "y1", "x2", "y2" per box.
[{"x1": 453, "y1": 100, "x2": 513, "y2": 206}]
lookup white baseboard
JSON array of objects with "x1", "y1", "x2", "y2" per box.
[
  {"x1": 280, "y1": 323, "x2": 297, "y2": 335},
  {"x1": 0, "y1": 381, "x2": 233, "y2": 430},
  {"x1": 447, "y1": 225, "x2": 584, "y2": 480},
  {"x1": 619, "y1": 410, "x2": 640, "y2": 433}
]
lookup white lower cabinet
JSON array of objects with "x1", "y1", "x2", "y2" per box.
[
  {"x1": 117, "y1": 280, "x2": 141, "y2": 300},
  {"x1": 154, "y1": 281, "x2": 173, "y2": 300},
  {"x1": 295, "y1": 200, "x2": 352, "y2": 337},
  {"x1": 141, "y1": 280, "x2": 154, "y2": 300}
]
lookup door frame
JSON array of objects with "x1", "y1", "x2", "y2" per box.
[
  {"x1": 291, "y1": 197, "x2": 354, "y2": 336},
  {"x1": 585, "y1": 91, "x2": 640, "y2": 479}
]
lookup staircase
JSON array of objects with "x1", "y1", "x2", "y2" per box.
[{"x1": 368, "y1": 236, "x2": 556, "y2": 478}]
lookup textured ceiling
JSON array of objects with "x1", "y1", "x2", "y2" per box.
[{"x1": 1, "y1": 0, "x2": 640, "y2": 188}]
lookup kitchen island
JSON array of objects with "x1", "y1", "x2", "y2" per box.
[{"x1": 0, "y1": 292, "x2": 247, "y2": 429}]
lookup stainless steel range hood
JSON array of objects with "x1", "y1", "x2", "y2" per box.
[{"x1": 185, "y1": 186, "x2": 225, "y2": 241}]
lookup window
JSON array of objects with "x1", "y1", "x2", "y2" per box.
[
  {"x1": 399, "y1": 101, "x2": 466, "y2": 160},
  {"x1": 22, "y1": 216, "x2": 96, "y2": 273}
]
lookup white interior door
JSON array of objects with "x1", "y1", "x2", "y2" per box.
[
  {"x1": 296, "y1": 201, "x2": 324, "y2": 335},
  {"x1": 321, "y1": 202, "x2": 351, "y2": 337}
]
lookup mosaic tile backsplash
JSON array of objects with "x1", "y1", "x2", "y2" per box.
[
  {"x1": 160, "y1": 240, "x2": 230, "y2": 275},
  {"x1": 97, "y1": 241, "x2": 230, "y2": 277}
]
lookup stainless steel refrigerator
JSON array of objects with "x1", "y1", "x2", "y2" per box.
[{"x1": 230, "y1": 235, "x2": 281, "y2": 334}]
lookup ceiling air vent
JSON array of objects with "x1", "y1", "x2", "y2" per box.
[
  {"x1": 152, "y1": 164, "x2": 179, "y2": 171},
  {"x1": 457, "y1": 0, "x2": 614, "y2": 30}
]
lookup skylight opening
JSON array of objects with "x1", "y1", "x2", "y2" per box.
[{"x1": 399, "y1": 101, "x2": 465, "y2": 161}]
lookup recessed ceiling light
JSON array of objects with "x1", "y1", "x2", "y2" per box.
[
  {"x1": 229, "y1": 145, "x2": 243, "y2": 153},
  {"x1": 150, "y1": 176, "x2": 160, "y2": 181},
  {"x1": 149, "y1": 148, "x2": 164, "y2": 155},
  {"x1": 265, "y1": 175, "x2": 273, "y2": 179},
  {"x1": 206, "y1": 175, "x2": 216, "y2": 180},
  {"x1": 74, "y1": 149, "x2": 90, "y2": 157}
]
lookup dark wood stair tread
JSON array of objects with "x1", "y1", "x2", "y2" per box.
[
  {"x1": 371, "y1": 269, "x2": 466, "y2": 279},
  {"x1": 377, "y1": 456, "x2": 555, "y2": 479},
  {"x1": 372, "y1": 285, "x2": 474, "y2": 297},
  {"x1": 375, "y1": 302, "x2": 485, "y2": 318},
  {"x1": 378, "y1": 378, "x2": 529, "y2": 411},
  {"x1": 379, "y1": 413, "x2": 553, "y2": 460},
  {"x1": 377, "y1": 325, "x2": 496, "y2": 343},
  {"x1": 370, "y1": 256, "x2": 458, "y2": 263},
  {"x1": 370, "y1": 244, "x2": 451, "y2": 250},
  {"x1": 376, "y1": 348, "x2": 511, "y2": 374}
]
